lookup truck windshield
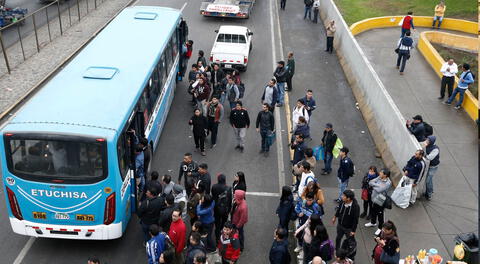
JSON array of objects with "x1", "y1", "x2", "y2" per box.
[
  {"x1": 5, "y1": 135, "x2": 107, "y2": 184},
  {"x1": 217, "y1": 34, "x2": 246, "y2": 44}
]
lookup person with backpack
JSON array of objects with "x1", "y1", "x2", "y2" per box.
[
  {"x1": 297, "y1": 161, "x2": 315, "y2": 199},
  {"x1": 186, "y1": 232, "x2": 207, "y2": 264},
  {"x1": 301, "y1": 181, "x2": 325, "y2": 210},
  {"x1": 212, "y1": 173, "x2": 233, "y2": 242},
  {"x1": 189, "y1": 109, "x2": 209, "y2": 156},
  {"x1": 424, "y1": 136, "x2": 440, "y2": 201},
  {"x1": 321, "y1": 123, "x2": 337, "y2": 175},
  {"x1": 226, "y1": 77, "x2": 240, "y2": 110},
  {"x1": 273, "y1": 61, "x2": 288, "y2": 107},
  {"x1": 178, "y1": 153, "x2": 199, "y2": 197},
  {"x1": 146, "y1": 224, "x2": 166, "y2": 264},
  {"x1": 218, "y1": 221, "x2": 241, "y2": 263},
  {"x1": 332, "y1": 190, "x2": 360, "y2": 251},
  {"x1": 332, "y1": 248, "x2": 354, "y2": 264},
  {"x1": 396, "y1": 30, "x2": 413, "y2": 75},
  {"x1": 276, "y1": 186, "x2": 295, "y2": 230},
  {"x1": 269, "y1": 228, "x2": 291, "y2": 264},
  {"x1": 230, "y1": 101, "x2": 250, "y2": 152},
  {"x1": 196, "y1": 194, "x2": 216, "y2": 252},
  {"x1": 372, "y1": 220, "x2": 400, "y2": 264},
  {"x1": 310, "y1": 225, "x2": 334, "y2": 263},
  {"x1": 231, "y1": 190, "x2": 248, "y2": 251},
  {"x1": 360, "y1": 166, "x2": 378, "y2": 219},
  {"x1": 365, "y1": 168, "x2": 392, "y2": 232},
  {"x1": 292, "y1": 99, "x2": 310, "y2": 132},
  {"x1": 303, "y1": 0, "x2": 313, "y2": 20},
  {"x1": 168, "y1": 208, "x2": 186, "y2": 264},
  {"x1": 295, "y1": 214, "x2": 323, "y2": 263},
  {"x1": 445, "y1": 63, "x2": 475, "y2": 110},
  {"x1": 292, "y1": 148, "x2": 316, "y2": 188},
  {"x1": 335, "y1": 147, "x2": 355, "y2": 203}
]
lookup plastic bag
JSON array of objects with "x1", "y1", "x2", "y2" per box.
[
  {"x1": 313, "y1": 145, "x2": 324, "y2": 161},
  {"x1": 390, "y1": 176, "x2": 412, "y2": 209},
  {"x1": 332, "y1": 138, "x2": 343, "y2": 158}
]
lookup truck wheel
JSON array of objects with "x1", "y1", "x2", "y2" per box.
[{"x1": 240, "y1": 65, "x2": 247, "y2": 72}]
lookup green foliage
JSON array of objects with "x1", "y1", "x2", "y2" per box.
[{"x1": 334, "y1": 0, "x2": 477, "y2": 25}]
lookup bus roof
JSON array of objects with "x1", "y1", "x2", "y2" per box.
[{"x1": 4, "y1": 6, "x2": 181, "y2": 139}]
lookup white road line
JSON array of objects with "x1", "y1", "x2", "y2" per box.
[
  {"x1": 246, "y1": 191, "x2": 280, "y2": 197},
  {"x1": 13, "y1": 237, "x2": 36, "y2": 264},
  {"x1": 180, "y1": 2, "x2": 188, "y2": 12},
  {"x1": 270, "y1": 0, "x2": 286, "y2": 193}
]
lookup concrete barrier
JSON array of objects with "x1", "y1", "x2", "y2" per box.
[
  {"x1": 350, "y1": 16, "x2": 478, "y2": 36},
  {"x1": 318, "y1": 0, "x2": 421, "y2": 182},
  {"x1": 417, "y1": 31, "x2": 478, "y2": 121}
]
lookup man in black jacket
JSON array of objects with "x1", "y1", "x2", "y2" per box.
[
  {"x1": 186, "y1": 232, "x2": 207, "y2": 264},
  {"x1": 331, "y1": 189, "x2": 360, "y2": 251},
  {"x1": 269, "y1": 228, "x2": 290, "y2": 264},
  {"x1": 211, "y1": 63, "x2": 225, "y2": 95},
  {"x1": 336, "y1": 147, "x2": 354, "y2": 202},
  {"x1": 211, "y1": 174, "x2": 233, "y2": 242},
  {"x1": 273, "y1": 61, "x2": 288, "y2": 107},
  {"x1": 178, "y1": 153, "x2": 199, "y2": 197},
  {"x1": 406, "y1": 115, "x2": 426, "y2": 142},
  {"x1": 192, "y1": 163, "x2": 211, "y2": 195},
  {"x1": 230, "y1": 101, "x2": 250, "y2": 152},
  {"x1": 321, "y1": 123, "x2": 337, "y2": 175},
  {"x1": 158, "y1": 193, "x2": 176, "y2": 232},
  {"x1": 256, "y1": 103, "x2": 275, "y2": 157},
  {"x1": 137, "y1": 186, "x2": 164, "y2": 242}
]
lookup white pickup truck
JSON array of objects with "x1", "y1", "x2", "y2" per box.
[{"x1": 209, "y1": 25, "x2": 253, "y2": 72}]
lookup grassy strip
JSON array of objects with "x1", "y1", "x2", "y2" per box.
[
  {"x1": 334, "y1": 0, "x2": 477, "y2": 25},
  {"x1": 431, "y1": 43, "x2": 478, "y2": 98}
]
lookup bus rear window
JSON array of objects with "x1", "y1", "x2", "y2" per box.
[{"x1": 5, "y1": 136, "x2": 107, "y2": 184}]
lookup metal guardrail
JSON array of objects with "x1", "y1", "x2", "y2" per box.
[{"x1": 0, "y1": 0, "x2": 106, "y2": 74}]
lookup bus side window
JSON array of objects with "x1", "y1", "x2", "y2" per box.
[{"x1": 171, "y1": 33, "x2": 178, "y2": 58}]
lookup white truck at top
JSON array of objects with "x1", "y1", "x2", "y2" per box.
[
  {"x1": 200, "y1": 0, "x2": 255, "y2": 19},
  {"x1": 210, "y1": 25, "x2": 253, "y2": 72}
]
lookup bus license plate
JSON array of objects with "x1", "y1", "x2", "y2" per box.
[
  {"x1": 54, "y1": 213, "x2": 70, "y2": 220},
  {"x1": 76, "y1": 214, "x2": 94, "y2": 221},
  {"x1": 33, "y1": 212, "x2": 46, "y2": 219},
  {"x1": 224, "y1": 64, "x2": 232, "y2": 68}
]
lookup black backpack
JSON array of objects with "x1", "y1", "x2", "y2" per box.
[
  {"x1": 423, "y1": 122, "x2": 433, "y2": 137},
  {"x1": 216, "y1": 187, "x2": 231, "y2": 215},
  {"x1": 341, "y1": 236, "x2": 357, "y2": 260}
]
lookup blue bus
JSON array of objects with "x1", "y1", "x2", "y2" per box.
[{"x1": 0, "y1": 6, "x2": 188, "y2": 240}]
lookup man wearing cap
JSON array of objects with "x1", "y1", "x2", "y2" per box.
[
  {"x1": 406, "y1": 115, "x2": 426, "y2": 142},
  {"x1": 424, "y1": 136, "x2": 440, "y2": 201},
  {"x1": 321, "y1": 123, "x2": 337, "y2": 175}
]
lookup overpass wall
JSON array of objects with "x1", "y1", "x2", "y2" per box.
[{"x1": 319, "y1": 0, "x2": 421, "y2": 182}]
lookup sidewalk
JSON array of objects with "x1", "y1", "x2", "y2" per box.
[
  {"x1": 356, "y1": 27, "x2": 478, "y2": 256},
  {"x1": 0, "y1": 0, "x2": 132, "y2": 116}
]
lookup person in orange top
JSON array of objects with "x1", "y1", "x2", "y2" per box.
[
  {"x1": 432, "y1": 1, "x2": 446, "y2": 29},
  {"x1": 301, "y1": 181, "x2": 325, "y2": 207}
]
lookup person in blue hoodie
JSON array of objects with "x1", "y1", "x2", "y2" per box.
[
  {"x1": 445, "y1": 63, "x2": 475, "y2": 109},
  {"x1": 146, "y1": 224, "x2": 166, "y2": 264},
  {"x1": 276, "y1": 186, "x2": 295, "y2": 229},
  {"x1": 196, "y1": 194, "x2": 216, "y2": 252}
]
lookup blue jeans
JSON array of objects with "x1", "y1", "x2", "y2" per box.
[
  {"x1": 220, "y1": 92, "x2": 226, "y2": 104},
  {"x1": 323, "y1": 151, "x2": 333, "y2": 172},
  {"x1": 338, "y1": 178, "x2": 349, "y2": 200},
  {"x1": 260, "y1": 129, "x2": 270, "y2": 152},
  {"x1": 400, "y1": 28, "x2": 409, "y2": 37},
  {"x1": 425, "y1": 166, "x2": 438, "y2": 198},
  {"x1": 396, "y1": 51, "x2": 409, "y2": 72},
  {"x1": 432, "y1": 16, "x2": 443, "y2": 28},
  {"x1": 277, "y1": 82, "x2": 285, "y2": 104},
  {"x1": 304, "y1": 6, "x2": 311, "y2": 19},
  {"x1": 447, "y1": 87, "x2": 467, "y2": 107},
  {"x1": 229, "y1": 101, "x2": 237, "y2": 109}
]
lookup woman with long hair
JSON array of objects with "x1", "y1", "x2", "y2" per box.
[
  {"x1": 310, "y1": 225, "x2": 334, "y2": 262},
  {"x1": 360, "y1": 166, "x2": 378, "y2": 219},
  {"x1": 301, "y1": 181, "x2": 325, "y2": 207},
  {"x1": 276, "y1": 186, "x2": 295, "y2": 229},
  {"x1": 295, "y1": 213, "x2": 323, "y2": 263},
  {"x1": 372, "y1": 220, "x2": 400, "y2": 264},
  {"x1": 232, "y1": 171, "x2": 247, "y2": 192}
]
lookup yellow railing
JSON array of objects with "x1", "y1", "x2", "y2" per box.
[{"x1": 350, "y1": 16, "x2": 479, "y2": 121}]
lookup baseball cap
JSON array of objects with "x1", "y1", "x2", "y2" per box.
[
  {"x1": 412, "y1": 115, "x2": 423, "y2": 121},
  {"x1": 325, "y1": 123, "x2": 333, "y2": 128}
]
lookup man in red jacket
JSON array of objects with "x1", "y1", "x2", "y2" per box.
[
  {"x1": 218, "y1": 221, "x2": 241, "y2": 263},
  {"x1": 168, "y1": 208, "x2": 186, "y2": 264},
  {"x1": 232, "y1": 190, "x2": 248, "y2": 251},
  {"x1": 400, "y1": 11, "x2": 415, "y2": 37}
]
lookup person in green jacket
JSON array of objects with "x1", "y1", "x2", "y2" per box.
[{"x1": 286, "y1": 52, "x2": 295, "y2": 91}]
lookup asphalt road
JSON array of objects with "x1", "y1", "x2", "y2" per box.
[{"x1": 0, "y1": 0, "x2": 383, "y2": 263}]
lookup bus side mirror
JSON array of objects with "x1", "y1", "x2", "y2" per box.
[{"x1": 248, "y1": 32, "x2": 253, "y2": 36}]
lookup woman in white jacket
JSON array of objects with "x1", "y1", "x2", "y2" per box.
[{"x1": 292, "y1": 99, "x2": 309, "y2": 131}]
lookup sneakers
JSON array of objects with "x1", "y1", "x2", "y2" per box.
[
  {"x1": 437, "y1": 96, "x2": 444, "y2": 100},
  {"x1": 210, "y1": 144, "x2": 216, "y2": 149},
  {"x1": 294, "y1": 246, "x2": 302, "y2": 253},
  {"x1": 239, "y1": 146, "x2": 244, "y2": 153},
  {"x1": 235, "y1": 145, "x2": 240, "y2": 150},
  {"x1": 359, "y1": 212, "x2": 367, "y2": 218},
  {"x1": 201, "y1": 151, "x2": 206, "y2": 156},
  {"x1": 365, "y1": 222, "x2": 377, "y2": 227},
  {"x1": 297, "y1": 250, "x2": 304, "y2": 259},
  {"x1": 454, "y1": 105, "x2": 461, "y2": 110},
  {"x1": 443, "y1": 101, "x2": 451, "y2": 105}
]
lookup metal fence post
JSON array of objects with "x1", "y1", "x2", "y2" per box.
[
  {"x1": 76, "y1": 0, "x2": 81, "y2": 22},
  {"x1": 86, "y1": 0, "x2": 89, "y2": 14},
  {"x1": 68, "y1": 0, "x2": 72, "y2": 27},
  {"x1": 0, "y1": 32, "x2": 11, "y2": 74},
  {"x1": 32, "y1": 14, "x2": 40, "y2": 52},
  {"x1": 46, "y1": 6, "x2": 51, "y2": 42},
  {"x1": 57, "y1": 1, "x2": 63, "y2": 35},
  {"x1": 16, "y1": 23, "x2": 25, "y2": 61},
  {"x1": 94, "y1": 0, "x2": 97, "y2": 9}
]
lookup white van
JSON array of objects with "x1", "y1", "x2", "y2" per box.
[{"x1": 209, "y1": 25, "x2": 253, "y2": 72}]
